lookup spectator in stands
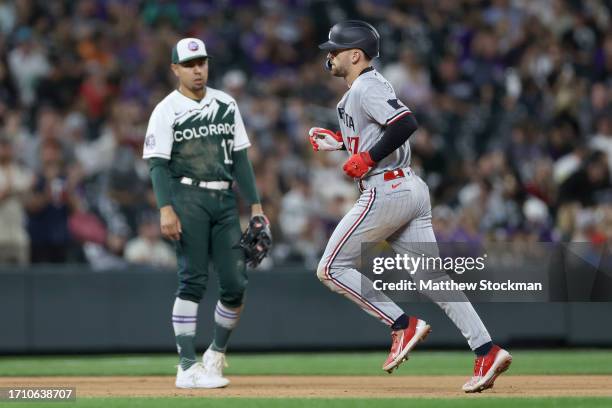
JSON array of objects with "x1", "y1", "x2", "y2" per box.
[
  {"x1": 124, "y1": 212, "x2": 176, "y2": 269},
  {"x1": 383, "y1": 48, "x2": 432, "y2": 113},
  {"x1": 558, "y1": 151, "x2": 610, "y2": 206},
  {"x1": 0, "y1": 137, "x2": 33, "y2": 264},
  {"x1": 7, "y1": 27, "x2": 50, "y2": 108},
  {"x1": 25, "y1": 139, "x2": 81, "y2": 263},
  {"x1": 0, "y1": 0, "x2": 609, "y2": 267}
]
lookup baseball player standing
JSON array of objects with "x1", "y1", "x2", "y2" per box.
[
  {"x1": 143, "y1": 38, "x2": 271, "y2": 389},
  {"x1": 310, "y1": 21, "x2": 512, "y2": 393}
]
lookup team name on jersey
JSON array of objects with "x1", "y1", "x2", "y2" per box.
[
  {"x1": 338, "y1": 107, "x2": 355, "y2": 131},
  {"x1": 172, "y1": 98, "x2": 236, "y2": 143},
  {"x1": 173, "y1": 123, "x2": 235, "y2": 142}
]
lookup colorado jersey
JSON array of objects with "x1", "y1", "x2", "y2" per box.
[
  {"x1": 143, "y1": 87, "x2": 250, "y2": 181},
  {"x1": 337, "y1": 68, "x2": 412, "y2": 175}
]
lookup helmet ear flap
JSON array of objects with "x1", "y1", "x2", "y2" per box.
[{"x1": 325, "y1": 58, "x2": 332, "y2": 71}]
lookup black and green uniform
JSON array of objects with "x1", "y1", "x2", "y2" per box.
[{"x1": 143, "y1": 88, "x2": 259, "y2": 307}]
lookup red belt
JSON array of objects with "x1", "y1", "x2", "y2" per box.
[
  {"x1": 383, "y1": 169, "x2": 405, "y2": 181},
  {"x1": 359, "y1": 168, "x2": 408, "y2": 192}
]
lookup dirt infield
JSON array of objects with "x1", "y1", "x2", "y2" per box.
[{"x1": 2, "y1": 375, "x2": 612, "y2": 398}]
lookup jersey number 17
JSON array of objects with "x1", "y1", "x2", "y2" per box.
[
  {"x1": 347, "y1": 136, "x2": 359, "y2": 154},
  {"x1": 221, "y1": 139, "x2": 234, "y2": 164}
]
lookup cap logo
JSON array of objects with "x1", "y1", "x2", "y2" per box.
[{"x1": 188, "y1": 41, "x2": 199, "y2": 51}]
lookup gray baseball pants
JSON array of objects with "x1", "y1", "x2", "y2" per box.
[{"x1": 316, "y1": 168, "x2": 491, "y2": 350}]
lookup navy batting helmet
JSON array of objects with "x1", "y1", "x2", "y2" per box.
[{"x1": 319, "y1": 20, "x2": 380, "y2": 59}]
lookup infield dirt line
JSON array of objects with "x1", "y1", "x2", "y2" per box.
[{"x1": 1, "y1": 375, "x2": 612, "y2": 398}]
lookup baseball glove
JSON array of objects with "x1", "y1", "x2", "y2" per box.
[{"x1": 236, "y1": 215, "x2": 272, "y2": 268}]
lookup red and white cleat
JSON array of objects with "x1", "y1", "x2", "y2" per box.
[
  {"x1": 462, "y1": 345, "x2": 512, "y2": 393},
  {"x1": 382, "y1": 317, "x2": 431, "y2": 373}
]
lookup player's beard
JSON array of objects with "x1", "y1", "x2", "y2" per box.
[{"x1": 330, "y1": 63, "x2": 347, "y2": 78}]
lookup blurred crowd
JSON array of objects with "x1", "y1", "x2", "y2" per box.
[{"x1": 0, "y1": 0, "x2": 610, "y2": 269}]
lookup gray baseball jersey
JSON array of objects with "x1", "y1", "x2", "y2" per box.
[{"x1": 336, "y1": 68, "x2": 412, "y2": 174}]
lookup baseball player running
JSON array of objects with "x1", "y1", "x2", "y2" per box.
[
  {"x1": 143, "y1": 38, "x2": 271, "y2": 389},
  {"x1": 310, "y1": 21, "x2": 512, "y2": 392}
]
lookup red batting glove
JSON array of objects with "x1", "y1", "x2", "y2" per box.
[{"x1": 343, "y1": 152, "x2": 376, "y2": 178}]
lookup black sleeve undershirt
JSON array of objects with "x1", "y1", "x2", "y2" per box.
[{"x1": 368, "y1": 113, "x2": 418, "y2": 163}]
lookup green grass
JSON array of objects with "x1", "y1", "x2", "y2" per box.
[
  {"x1": 2, "y1": 351, "x2": 611, "y2": 407},
  {"x1": 1, "y1": 350, "x2": 612, "y2": 377},
  {"x1": 11, "y1": 397, "x2": 612, "y2": 408}
]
